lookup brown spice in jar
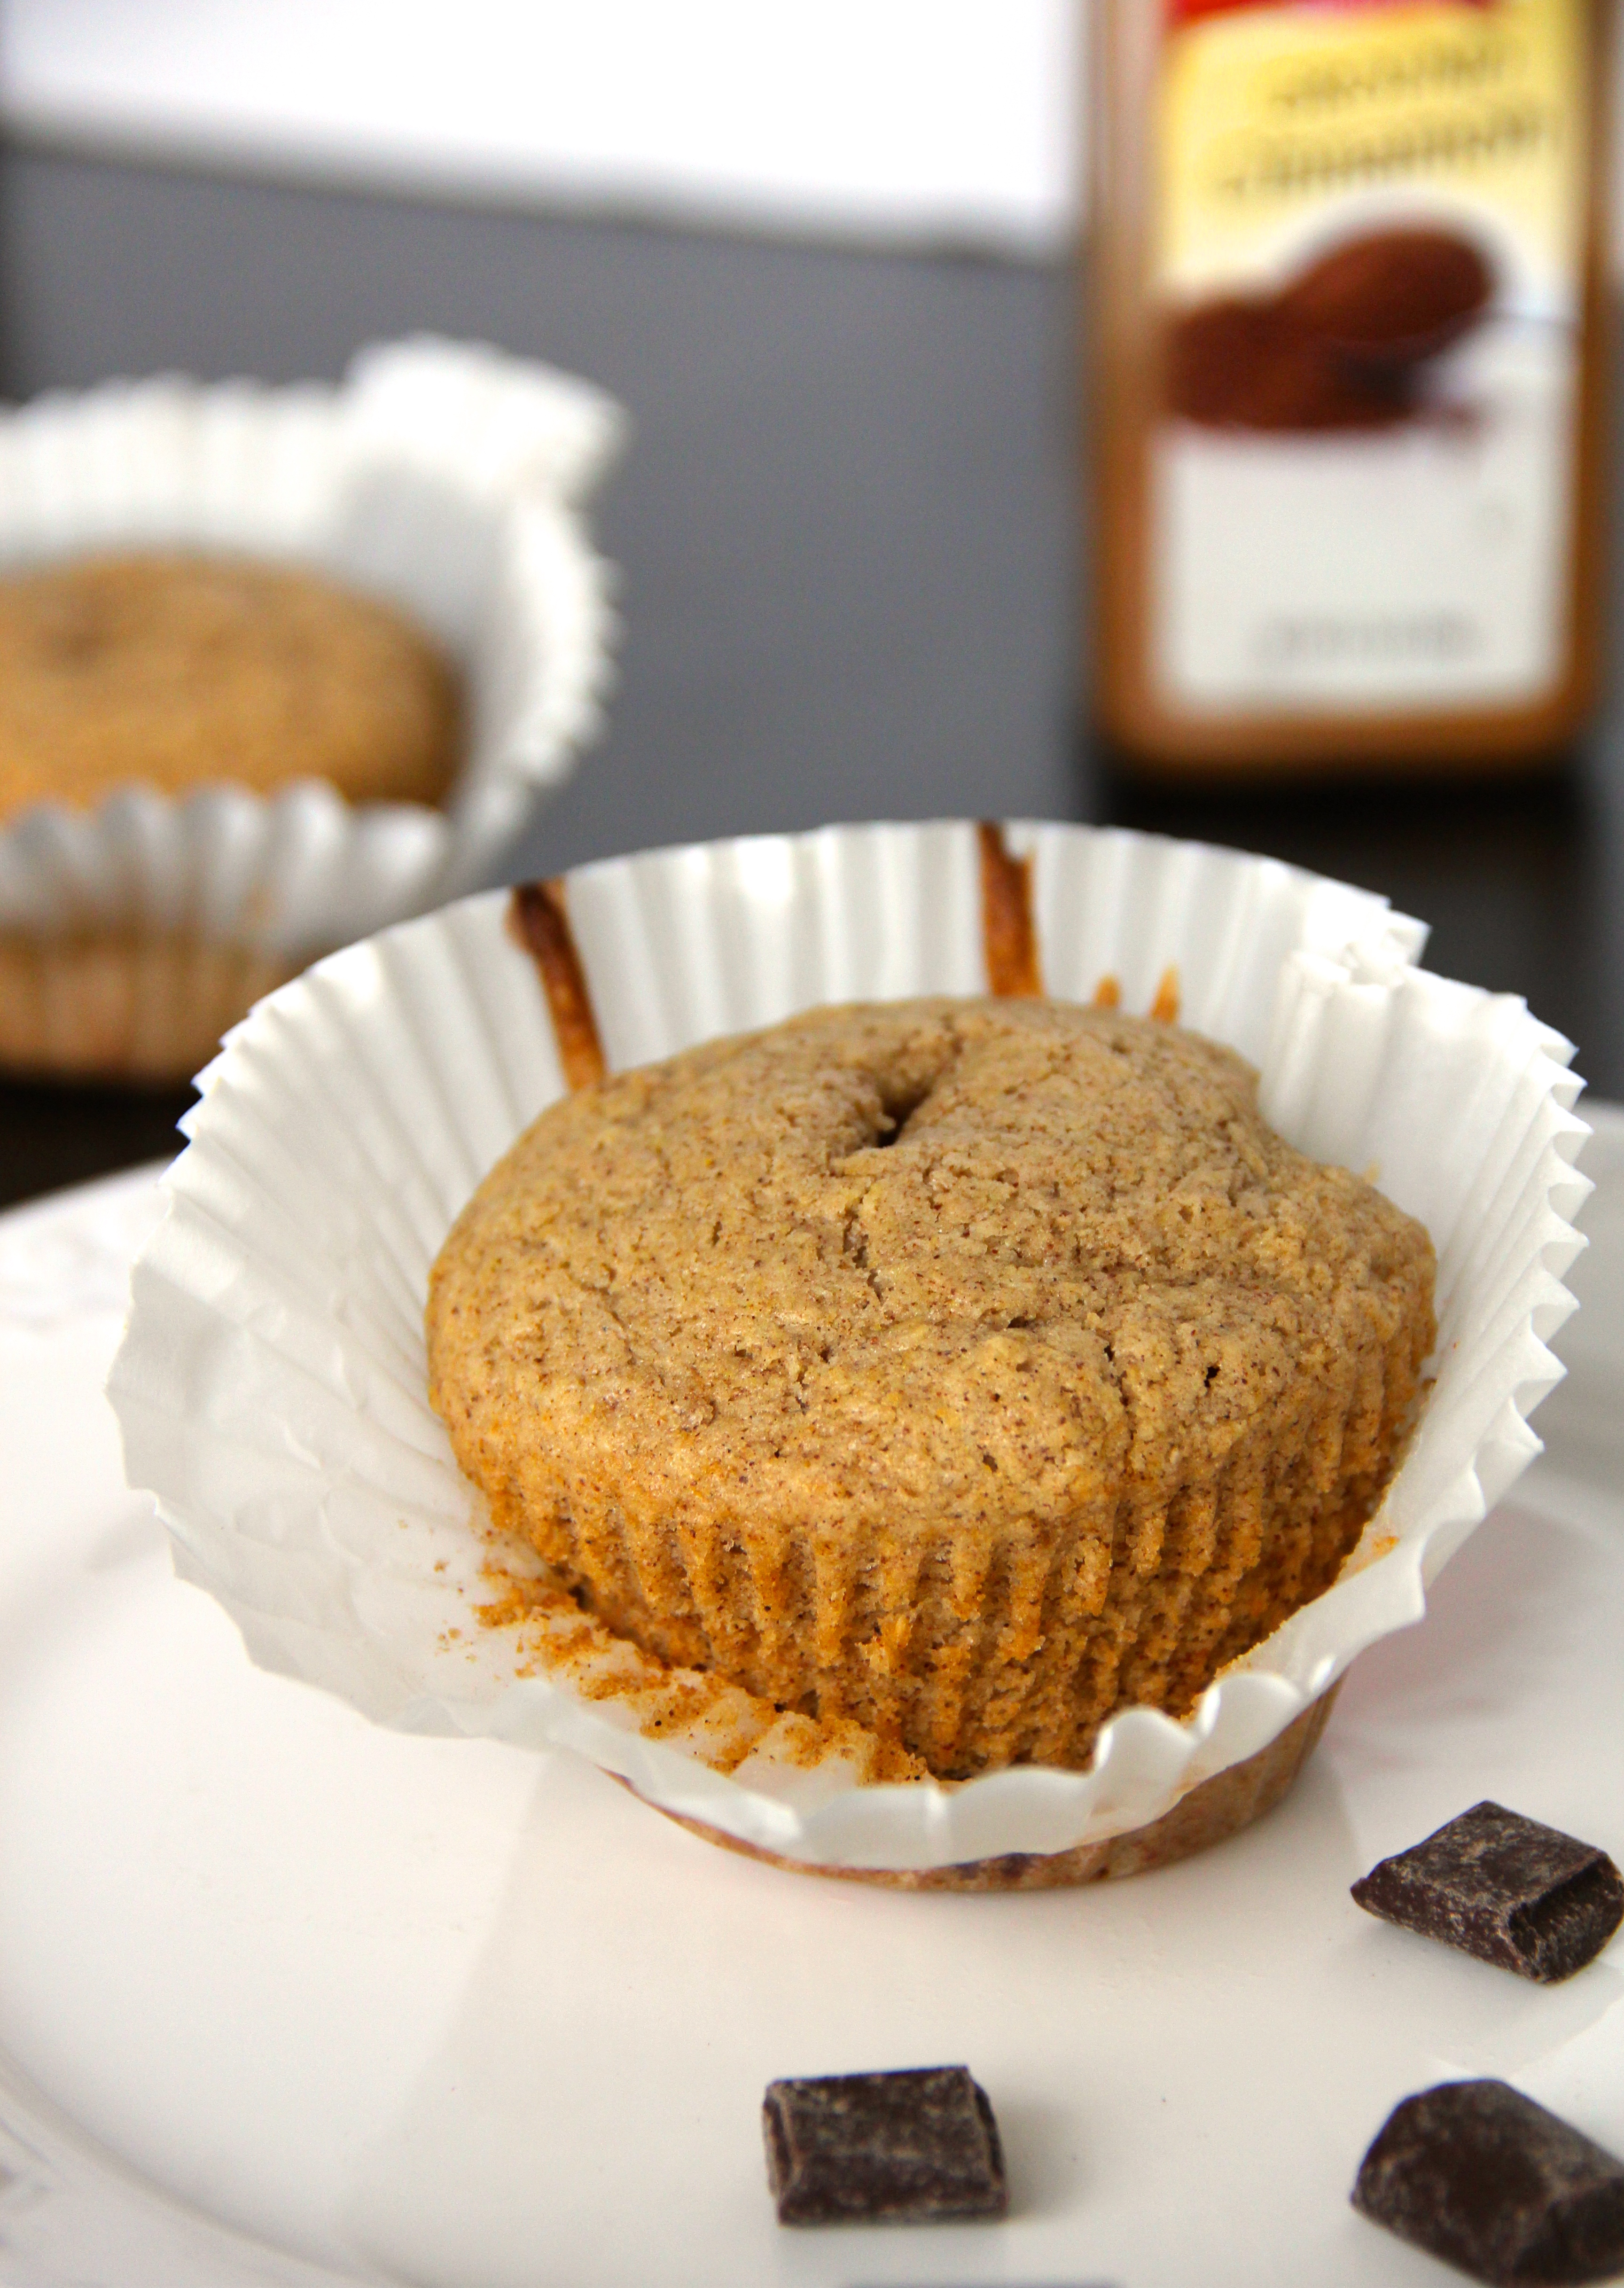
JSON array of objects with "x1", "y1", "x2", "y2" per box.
[
  {"x1": 1164, "y1": 226, "x2": 1492, "y2": 434},
  {"x1": 1282, "y1": 227, "x2": 1493, "y2": 361},
  {"x1": 1166, "y1": 297, "x2": 1415, "y2": 430}
]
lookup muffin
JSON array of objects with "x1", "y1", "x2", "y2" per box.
[
  {"x1": 427, "y1": 995, "x2": 1437, "y2": 1781},
  {"x1": 0, "y1": 550, "x2": 460, "y2": 820},
  {"x1": 0, "y1": 549, "x2": 460, "y2": 1081}
]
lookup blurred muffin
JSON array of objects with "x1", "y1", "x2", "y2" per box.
[
  {"x1": 0, "y1": 550, "x2": 461, "y2": 1081},
  {"x1": 427, "y1": 996, "x2": 1436, "y2": 1781},
  {"x1": 0, "y1": 551, "x2": 460, "y2": 818}
]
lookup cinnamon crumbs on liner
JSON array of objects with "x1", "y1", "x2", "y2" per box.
[{"x1": 473, "y1": 1557, "x2": 924, "y2": 1782}]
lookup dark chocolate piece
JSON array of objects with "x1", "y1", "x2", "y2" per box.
[
  {"x1": 1353, "y1": 2079, "x2": 1624, "y2": 2285},
  {"x1": 763, "y1": 2065, "x2": 1007, "y2": 2225},
  {"x1": 1352, "y1": 1803, "x2": 1624, "y2": 1984}
]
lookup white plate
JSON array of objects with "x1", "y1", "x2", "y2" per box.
[{"x1": 1, "y1": 1115, "x2": 1622, "y2": 2288}]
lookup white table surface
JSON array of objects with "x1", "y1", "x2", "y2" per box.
[{"x1": 0, "y1": 1109, "x2": 1620, "y2": 2288}]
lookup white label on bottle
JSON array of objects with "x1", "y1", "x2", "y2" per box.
[
  {"x1": 1150, "y1": 0, "x2": 1587, "y2": 715},
  {"x1": 1153, "y1": 318, "x2": 1576, "y2": 709}
]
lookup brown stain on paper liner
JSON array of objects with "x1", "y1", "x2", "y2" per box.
[
  {"x1": 507, "y1": 879, "x2": 606, "y2": 1091},
  {"x1": 1150, "y1": 966, "x2": 1181, "y2": 1023},
  {"x1": 1093, "y1": 975, "x2": 1122, "y2": 1010},
  {"x1": 976, "y1": 821, "x2": 1044, "y2": 999}
]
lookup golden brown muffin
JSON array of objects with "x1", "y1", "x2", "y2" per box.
[
  {"x1": 427, "y1": 998, "x2": 1435, "y2": 1780},
  {"x1": 0, "y1": 549, "x2": 460, "y2": 820}
]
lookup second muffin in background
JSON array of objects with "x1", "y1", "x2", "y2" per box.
[
  {"x1": 0, "y1": 550, "x2": 461, "y2": 820},
  {"x1": 0, "y1": 340, "x2": 623, "y2": 1084},
  {"x1": 428, "y1": 995, "x2": 1437, "y2": 1781}
]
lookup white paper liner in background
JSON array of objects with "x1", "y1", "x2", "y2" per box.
[
  {"x1": 0, "y1": 336, "x2": 624, "y2": 959},
  {"x1": 107, "y1": 820, "x2": 1590, "y2": 1872}
]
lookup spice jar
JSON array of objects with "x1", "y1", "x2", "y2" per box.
[{"x1": 1090, "y1": 0, "x2": 1613, "y2": 775}]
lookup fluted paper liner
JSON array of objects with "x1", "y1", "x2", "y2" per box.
[
  {"x1": 108, "y1": 821, "x2": 1589, "y2": 1873},
  {"x1": 0, "y1": 337, "x2": 622, "y2": 976}
]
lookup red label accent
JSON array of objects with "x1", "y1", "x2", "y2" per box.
[{"x1": 1169, "y1": 0, "x2": 1492, "y2": 21}]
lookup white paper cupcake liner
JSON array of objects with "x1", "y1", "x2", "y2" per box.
[
  {"x1": 106, "y1": 820, "x2": 1590, "y2": 1872},
  {"x1": 0, "y1": 337, "x2": 624, "y2": 961}
]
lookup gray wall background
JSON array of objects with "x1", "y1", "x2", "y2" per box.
[{"x1": 2, "y1": 142, "x2": 1621, "y2": 1103}]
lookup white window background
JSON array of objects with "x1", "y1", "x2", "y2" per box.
[
  {"x1": 0, "y1": 0, "x2": 1082, "y2": 259},
  {"x1": 5, "y1": 1, "x2": 1621, "y2": 266}
]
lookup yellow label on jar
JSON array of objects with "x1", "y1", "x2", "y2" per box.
[
  {"x1": 1150, "y1": 0, "x2": 1590, "y2": 716},
  {"x1": 1159, "y1": 0, "x2": 1585, "y2": 296}
]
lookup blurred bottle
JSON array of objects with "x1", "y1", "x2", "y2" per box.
[{"x1": 1089, "y1": 0, "x2": 1614, "y2": 775}]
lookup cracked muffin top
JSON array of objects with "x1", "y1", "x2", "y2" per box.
[{"x1": 427, "y1": 996, "x2": 1435, "y2": 1537}]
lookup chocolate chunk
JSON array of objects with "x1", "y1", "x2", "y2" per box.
[
  {"x1": 1353, "y1": 2080, "x2": 1624, "y2": 2284},
  {"x1": 762, "y1": 2066, "x2": 1007, "y2": 2225},
  {"x1": 1352, "y1": 1803, "x2": 1624, "y2": 1983}
]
